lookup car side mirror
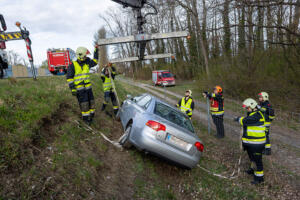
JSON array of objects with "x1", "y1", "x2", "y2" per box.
[{"x1": 126, "y1": 94, "x2": 132, "y2": 99}]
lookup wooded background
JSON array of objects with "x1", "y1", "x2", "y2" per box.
[{"x1": 98, "y1": 0, "x2": 300, "y2": 111}]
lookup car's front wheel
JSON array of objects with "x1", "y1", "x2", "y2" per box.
[{"x1": 119, "y1": 124, "x2": 132, "y2": 148}]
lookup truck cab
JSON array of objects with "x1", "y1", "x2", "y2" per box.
[{"x1": 152, "y1": 70, "x2": 175, "y2": 86}]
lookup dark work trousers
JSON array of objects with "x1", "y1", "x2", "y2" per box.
[
  {"x1": 102, "y1": 91, "x2": 119, "y2": 115},
  {"x1": 244, "y1": 144, "x2": 265, "y2": 181},
  {"x1": 212, "y1": 114, "x2": 225, "y2": 138},
  {"x1": 265, "y1": 127, "x2": 271, "y2": 154},
  {"x1": 77, "y1": 88, "x2": 95, "y2": 122}
]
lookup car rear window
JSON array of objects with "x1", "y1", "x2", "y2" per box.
[
  {"x1": 137, "y1": 95, "x2": 152, "y2": 109},
  {"x1": 154, "y1": 102, "x2": 194, "y2": 133}
]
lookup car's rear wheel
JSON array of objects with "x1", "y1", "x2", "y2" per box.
[{"x1": 119, "y1": 124, "x2": 132, "y2": 148}]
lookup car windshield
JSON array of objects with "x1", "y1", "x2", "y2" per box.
[
  {"x1": 162, "y1": 73, "x2": 173, "y2": 78},
  {"x1": 154, "y1": 102, "x2": 194, "y2": 133}
]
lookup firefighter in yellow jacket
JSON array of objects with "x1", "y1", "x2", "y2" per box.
[
  {"x1": 234, "y1": 98, "x2": 266, "y2": 184},
  {"x1": 100, "y1": 63, "x2": 118, "y2": 115},
  {"x1": 66, "y1": 46, "x2": 98, "y2": 125},
  {"x1": 176, "y1": 90, "x2": 195, "y2": 119}
]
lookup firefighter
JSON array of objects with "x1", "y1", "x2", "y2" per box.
[
  {"x1": 258, "y1": 92, "x2": 275, "y2": 155},
  {"x1": 66, "y1": 46, "x2": 99, "y2": 125},
  {"x1": 234, "y1": 98, "x2": 266, "y2": 185},
  {"x1": 0, "y1": 53, "x2": 8, "y2": 79},
  {"x1": 202, "y1": 86, "x2": 225, "y2": 138},
  {"x1": 176, "y1": 90, "x2": 194, "y2": 119},
  {"x1": 100, "y1": 63, "x2": 118, "y2": 115}
]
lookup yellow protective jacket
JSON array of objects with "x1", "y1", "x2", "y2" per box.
[
  {"x1": 177, "y1": 97, "x2": 194, "y2": 117},
  {"x1": 101, "y1": 66, "x2": 116, "y2": 92},
  {"x1": 66, "y1": 48, "x2": 98, "y2": 92},
  {"x1": 239, "y1": 111, "x2": 266, "y2": 145}
]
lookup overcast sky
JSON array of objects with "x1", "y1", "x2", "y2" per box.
[{"x1": 1, "y1": 0, "x2": 118, "y2": 66}]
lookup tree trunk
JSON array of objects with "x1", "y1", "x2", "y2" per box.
[{"x1": 223, "y1": 0, "x2": 231, "y2": 59}]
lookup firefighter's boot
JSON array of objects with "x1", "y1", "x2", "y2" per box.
[
  {"x1": 245, "y1": 168, "x2": 254, "y2": 175},
  {"x1": 83, "y1": 118, "x2": 91, "y2": 126},
  {"x1": 101, "y1": 104, "x2": 107, "y2": 111},
  {"x1": 251, "y1": 176, "x2": 264, "y2": 185},
  {"x1": 114, "y1": 108, "x2": 119, "y2": 116},
  {"x1": 265, "y1": 148, "x2": 271, "y2": 155}
]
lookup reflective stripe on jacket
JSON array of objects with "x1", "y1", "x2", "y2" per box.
[
  {"x1": 239, "y1": 111, "x2": 266, "y2": 145},
  {"x1": 73, "y1": 61, "x2": 91, "y2": 90},
  {"x1": 209, "y1": 93, "x2": 224, "y2": 115},
  {"x1": 102, "y1": 76, "x2": 112, "y2": 92},
  {"x1": 179, "y1": 97, "x2": 193, "y2": 115}
]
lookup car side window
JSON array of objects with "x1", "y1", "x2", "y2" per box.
[{"x1": 137, "y1": 95, "x2": 152, "y2": 109}]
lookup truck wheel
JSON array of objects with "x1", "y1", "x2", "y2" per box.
[
  {"x1": 119, "y1": 124, "x2": 132, "y2": 148},
  {"x1": 51, "y1": 71, "x2": 57, "y2": 75}
]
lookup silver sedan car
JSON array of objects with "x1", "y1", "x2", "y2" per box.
[{"x1": 118, "y1": 93, "x2": 204, "y2": 169}]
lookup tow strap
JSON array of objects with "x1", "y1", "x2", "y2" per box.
[
  {"x1": 198, "y1": 128, "x2": 243, "y2": 179},
  {"x1": 197, "y1": 155, "x2": 241, "y2": 179},
  {"x1": 75, "y1": 120, "x2": 123, "y2": 149}
]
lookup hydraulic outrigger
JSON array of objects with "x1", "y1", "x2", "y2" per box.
[
  {"x1": 0, "y1": 14, "x2": 36, "y2": 79},
  {"x1": 98, "y1": 0, "x2": 189, "y2": 63}
]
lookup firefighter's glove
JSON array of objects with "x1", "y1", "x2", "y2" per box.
[
  {"x1": 71, "y1": 89, "x2": 77, "y2": 96},
  {"x1": 186, "y1": 111, "x2": 190, "y2": 115},
  {"x1": 257, "y1": 105, "x2": 261, "y2": 110}
]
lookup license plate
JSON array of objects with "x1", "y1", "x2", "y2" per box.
[
  {"x1": 156, "y1": 131, "x2": 167, "y2": 140},
  {"x1": 167, "y1": 134, "x2": 191, "y2": 151}
]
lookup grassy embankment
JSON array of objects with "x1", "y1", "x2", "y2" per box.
[{"x1": 0, "y1": 76, "x2": 298, "y2": 199}]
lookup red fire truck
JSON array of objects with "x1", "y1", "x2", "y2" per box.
[
  {"x1": 47, "y1": 48, "x2": 75, "y2": 75},
  {"x1": 152, "y1": 70, "x2": 176, "y2": 86}
]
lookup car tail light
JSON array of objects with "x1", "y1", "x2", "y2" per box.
[
  {"x1": 195, "y1": 142, "x2": 204, "y2": 152},
  {"x1": 146, "y1": 120, "x2": 166, "y2": 132}
]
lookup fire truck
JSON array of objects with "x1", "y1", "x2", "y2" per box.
[
  {"x1": 152, "y1": 70, "x2": 176, "y2": 86},
  {"x1": 47, "y1": 48, "x2": 75, "y2": 75}
]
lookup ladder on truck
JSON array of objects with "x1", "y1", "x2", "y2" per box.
[
  {"x1": 0, "y1": 14, "x2": 36, "y2": 79},
  {"x1": 98, "y1": 0, "x2": 189, "y2": 63}
]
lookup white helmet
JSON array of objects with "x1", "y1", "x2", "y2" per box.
[
  {"x1": 186, "y1": 90, "x2": 192, "y2": 96},
  {"x1": 76, "y1": 47, "x2": 90, "y2": 60},
  {"x1": 242, "y1": 98, "x2": 258, "y2": 109},
  {"x1": 258, "y1": 92, "x2": 269, "y2": 101}
]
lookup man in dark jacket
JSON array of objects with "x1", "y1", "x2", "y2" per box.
[
  {"x1": 234, "y1": 98, "x2": 266, "y2": 185},
  {"x1": 258, "y1": 92, "x2": 275, "y2": 155},
  {"x1": 203, "y1": 85, "x2": 225, "y2": 138},
  {"x1": 66, "y1": 46, "x2": 99, "y2": 125}
]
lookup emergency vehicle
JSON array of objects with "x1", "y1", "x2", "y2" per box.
[
  {"x1": 47, "y1": 48, "x2": 75, "y2": 75},
  {"x1": 152, "y1": 70, "x2": 176, "y2": 86}
]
